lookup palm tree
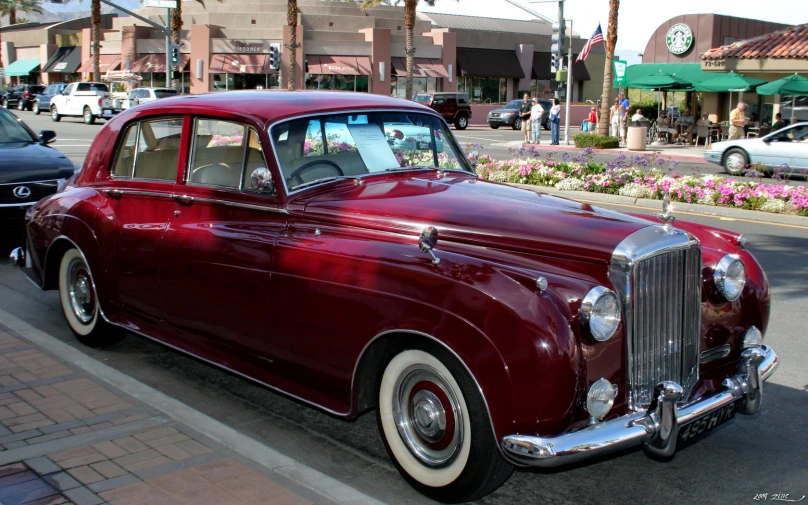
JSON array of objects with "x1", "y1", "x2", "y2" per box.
[
  {"x1": 287, "y1": 0, "x2": 297, "y2": 90},
  {"x1": 170, "y1": 0, "x2": 212, "y2": 90},
  {"x1": 597, "y1": 0, "x2": 619, "y2": 137},
  {"x1": 91, "y1": 0, "x2": 101, "y2": 81},
  {"x1": 0, "y1": 0, "x2": 43, "y2": 77}
]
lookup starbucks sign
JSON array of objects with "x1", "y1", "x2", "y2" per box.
[{"x1": 666, "y1": 23, "x2": 693, "y2": 55}]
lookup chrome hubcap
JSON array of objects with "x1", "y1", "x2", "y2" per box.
[
  {"x1": 67, "y1": 260, "x2": 95, "y2": 324},
  {"x1": 726, "y1": 153, "x2": 745, "y2": 172},
  {"x1": 392, "y1": 365, "x2": 463, "y2": 468}
]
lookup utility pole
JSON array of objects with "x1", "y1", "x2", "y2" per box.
[{"x1": 564, "y1": 19, "x2": 573, "y2": 145}]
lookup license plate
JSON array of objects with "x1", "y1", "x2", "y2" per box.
[
  {"x1": 678, "y1": 401, "x2": 737, "y2": 443},
  {"x1": 103, "y1": 109, "x2": 111, "y2": 115},
  {"x1": 417, "y1": 141, "x2": 431, "y2": 150}
]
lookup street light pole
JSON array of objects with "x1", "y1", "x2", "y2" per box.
[{"x1": 564, "y1": 19, "x2": 573, "y2": 145}]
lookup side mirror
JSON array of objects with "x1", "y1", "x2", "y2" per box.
[
  {"x1": 250, "y1": 167, "x2": 276, "y2": 195},
  {"x1": 418, "y1": 226, "x2": 441, "y2": 265},
  {"x1": 39, "y1": 130, "x2": 57, "y2": 144}
]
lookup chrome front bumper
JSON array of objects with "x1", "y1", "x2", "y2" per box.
[{"x1": 501, "y1": 345, "x2": 778, "y2": 467}]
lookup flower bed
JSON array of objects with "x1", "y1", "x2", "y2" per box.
[{"x1": 473, "y1": 146, "x2": 808, "y2": 216}]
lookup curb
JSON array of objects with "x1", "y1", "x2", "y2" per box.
[
  {"x1": 511, "y1": 183, "x2": 808, "y2": 228},
  {"x1": 517, "y1": 143, "x2": 706, "y2": 163},
  {"x1": 0, "y1": 308, "x2": 385, "y2": 505}
]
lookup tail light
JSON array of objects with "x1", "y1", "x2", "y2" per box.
[
  {"x1": 98, "y1": 97, "x2": 103, "y2": 107},
  {"x1": 24, "y1": 92, "x2": 31, "y2": 98}
]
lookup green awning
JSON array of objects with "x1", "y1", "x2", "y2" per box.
[
  {"x1": 614, "y1": 63, "x2": 713, "y2": 90},
  {"x1": 756, "y1": 74, "x2": 808, "y2": 96},
  {"x1": 695, "y1": 72, "x2": 767, "y2": 93},
  {"x1": 4, "y1": 59, "x2": 41, "y2": 77}
]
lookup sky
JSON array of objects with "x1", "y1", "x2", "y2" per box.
[{"x1": 418, "y1": 0, "x2": 807, "y2": 52}]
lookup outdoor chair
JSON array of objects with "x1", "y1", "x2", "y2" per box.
[
  {"x1": 695, "y1": 124, "x2": 712, "y2": 146},
  {"x1": 720, "y1": 124, "x2": 730, "y2": 140}
]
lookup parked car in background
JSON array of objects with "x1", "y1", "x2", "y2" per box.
[
  {"x1": 0, "y1": 108, "x2": 79, "y2": 242},
  {"x1": 33, "y1": 83, "x2": 69, "y2": 115},
  {"x1": 413, "y1": 92, "x2": 471, "y2": 130},
  {"x1": 2, "y1": 84, "x2": 46, "y2": 111},
  {"x1": 122, "y1": 87, "x2": 179, "y2": 110},
  {"x1": 487, "y1": 98, "x2": 551, "y2": 130},
  {"x1": 0, "y1": 89, "x2": 7, "y2": 107},
  {"x1": 704, "y1": 122, "x2": 808, "y2": 175},
  {"x1": 11, "y1": 90, "x2": 778, "y2": 503},
  {"x1": 49, "y1": 82, "x2": 122, "y2": 124}
]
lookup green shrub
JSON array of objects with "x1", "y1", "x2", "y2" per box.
[{"x1": 573, "y1": 134, "x2": 619, "y2": 149}]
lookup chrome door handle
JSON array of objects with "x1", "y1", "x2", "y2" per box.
[
  {"x1": 173, "y1": 194, "x2": 194, "y2": 205},
  {"x1": 104, "y1": 189, "x2": 123, "y2": 198}
]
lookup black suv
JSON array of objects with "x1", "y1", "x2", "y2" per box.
[
  {"x1": 414, "y1": 92, "x2": 472, "y2": 130},
  {"x1": 487, "y1": 99, "x2": 551, "y2": 130},
  {"x1": 2, "y1": 84, "x2": 46, "y2": 111}
]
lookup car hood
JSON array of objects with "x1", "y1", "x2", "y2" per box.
[
  {"x1": 300, "y1": 173, "x2": 651, "y2": 263},
  {"x1": 0, "y1": 142, "x2": 75, "y2": 184},
  {"x1": 488, "y1": 108, "x2": 519, "y2": 115}
]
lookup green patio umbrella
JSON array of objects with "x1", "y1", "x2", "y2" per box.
[
  {"x1": 695, "y1": 71, "x2": 767, "y2": 92},
  {"x1": 628, "y1": 71, "x2": 692, "y2": 90},
  {"x1": 756, "y1": 74, "x2": 808, "y2": 121}
]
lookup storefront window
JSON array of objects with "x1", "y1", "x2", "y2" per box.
[
  {"x1": 305, "y1": 74, "x2": 369, "y2": 93},
  {"x1": 209, "y1": 73, "x2": 280, "y2": 91},
  {"x1": 457, "y1": 77, "x2": 506, "y2": 104},
  {"x1": 391, "y1": 77, "x2": 437, "y2": 98},
  {"x1": 152, "y1": 72, "x2": 167, "y2": 88},
  {"x1": 530, "y1": 80, "x2": 553, "y2": 99}
]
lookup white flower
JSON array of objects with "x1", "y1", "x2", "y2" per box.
[
  {"x1": 555, "y1": 178, "x2": 586, "y2": 191},
  {"x1": 488, "y1": 171, "x2": 509, "y2": 183},
  {"x1": 618, "y1": 183, "x2": 654, "y2": 199},
  {"x1": 759, "y1": 199, "x2": 786, "y2": 213}
]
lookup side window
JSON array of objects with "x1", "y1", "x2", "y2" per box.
[
  {"x1": 77, "y1": 83, "x2": 89, "y2": 92},
  {"x1": 457, "y1": 94, "x2": 469, "y2": 105},
  {"x1": 110, "y1": 118, "x2": 182, "y2": 181},
  {"x1": 188, "y1": 118, "x2": 247, "y2": 189},
  {"x1": 447, "y1": 97, "x2": 457, "y2": 105},
  {"x1": 433, "y1": 98, "x2": 444, "y2": 105},
  {"x1": 63, "y1": 84, "x2": 75, "y2": 95}
]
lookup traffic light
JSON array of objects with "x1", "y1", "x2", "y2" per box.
[
  {"x1": 268, "y1": 44, "x2": 280, "y2": 70},
  {"x1": 169, "y1": 44, "x2": 181, "y2": 66},
  {"x1": 551, "y1": 22, "x2": 566, "y2": 57}
]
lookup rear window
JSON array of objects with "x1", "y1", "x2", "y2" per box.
[
  {"x1": 29, "y1": 85, "x2": 45, "y2": 94},
  {"x1": 457, "y1": 94, "x2": 469, "y2": 105},
  {"x1": 154, "y1": 90, "x2": 179, "y2": 99},
  {"x1": 77, "y1": 83, "x2": 109, "y2": 92},
  {"x1": 414, "y1": 94, "x2": 432, "y2": 103}
]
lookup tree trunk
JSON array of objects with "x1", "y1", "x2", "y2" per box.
[
  {"x1": 598, "y1": 0, "x2": 619, "y2": 137},
  {"x1": 404, "y1": 0, "x2": 416, "y2": 100},
  {"x1": 171, "y1": 6, "x2": 183, "y2": 90},
  {"x1": 92, "y1": 0, "x2": 101, "y2": 82},
  {"x1": 287, "y1": 0, "x2": 298, "y2": 90},
  {"x1": 9, "y1": 8, "x2": 16, "y2": 24}
]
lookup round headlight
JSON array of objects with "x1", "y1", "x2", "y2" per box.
[
  {"x1": 586, "y1": 378, "x2": 617, "y2": 420},
  {"x1": 579, "y1": 286, "x2": 621, "y2": 341},
  {"x1": 714, "y1": 254, "x2": 746, "y2": 301}
]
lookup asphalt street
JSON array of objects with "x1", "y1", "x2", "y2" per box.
[{"x1": 2, "y1": 107, "x2": 807, "y2": 504}]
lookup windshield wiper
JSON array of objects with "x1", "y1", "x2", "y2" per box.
[
  {"x1": 386, "y1": 166, "x2": 439, "y2": 172},
  {"x1": 290, "y1": 176, "x2": 351, "y2": 191}
]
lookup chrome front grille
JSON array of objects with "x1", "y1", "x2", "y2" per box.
[{"x1": 630, "y1": 247, "x2": 702, "y2": 408}]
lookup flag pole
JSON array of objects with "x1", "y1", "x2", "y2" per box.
[{"x1": 564, "y1": 19, "x2": 573, "y2": 145}]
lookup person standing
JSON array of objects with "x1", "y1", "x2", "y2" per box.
[
  {"x1": 619, "y1": 93, "x2": 630, "y2": 145},
  {"x1": 519, "y1": 93, "x2": 532, "y2": 144},
  {"x1": 586, "y1": 107, "x2": 598, "y2": 133},
  {"x1": 609, "y1": 97, "x2": 620, "y2": 138},
  {"x1": 728, "y1": 102, "x2": 747, "y2": 140},
  {"x1": 549, "y1": 98, "x2": 561, "y2": 145},
  {"x1": 530, "y1": 98, "x2": 544, "y2": 144}
]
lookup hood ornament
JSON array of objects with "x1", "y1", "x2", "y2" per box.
[{"x1": 656, "y1": 193, "x2": 676, "y2": 232}]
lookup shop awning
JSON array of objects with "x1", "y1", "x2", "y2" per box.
[
  {"x1": 307, "y1": 56, "x2": 372, "y2": 75},
  {"x1": 209, "y1": 53, "x2": 272, "y2": 74},
  {"x1": 572, "y1": 58, "x2": 590, "y2": 81},
  {"x1": 456, "y1": 48, "x2": 524, "y2": 79},
  {"x1": 4, "y1": 59, "x2": 41, "y2": 77},
  {"x1": 129, "y1": 53, "x2": 189, "y2": 73},
  {"x1": 391, "y1": 58, "x2": 449, "y2": 78},
  {"x1": 77, "y1": 55, "x2": 121, "y2": 73},
  {"x1": 42, "y1": 47, "x2": 81, "y2": 73},
  {"x1": 614, "y1": 63, "x2": 713, "y2": 89},
  {"x1": 531, "y1": 53, "x2": 589, "y2": 81}
]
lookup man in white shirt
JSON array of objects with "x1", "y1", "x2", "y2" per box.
[
  {"x1": 631, "y1": 108, "x2": 646, "y2": 122},
  {"x1": 530, "y1": 98, "x2": 544, "y2": 144}
]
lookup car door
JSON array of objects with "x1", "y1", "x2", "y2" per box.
[
  {"x1": 444, "y1": 96, "x2": 457, "y2": 121},
  {"x1": 60, "y1": 83, "x2": 76, "y2": 114},
  {"x1": 101, "y1": 116, "x2": 185, "y2": 321},
  {"x1": 159, "y1": 117, "x2": 287, "y2": 366},
  {"x1": 755, "y1": 125, "x2": 808, "y2": 171}
]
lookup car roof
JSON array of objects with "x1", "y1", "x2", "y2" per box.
[{"x1": 132, "y1": 90, "x2": 435, "y2": 124}]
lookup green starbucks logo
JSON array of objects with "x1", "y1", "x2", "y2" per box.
[{"x1": 666, "y1": 23, "x2": 693, "y2": 55}]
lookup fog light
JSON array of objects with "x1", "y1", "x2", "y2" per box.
[
  {"x1": 586, "y1": 378, "x2": 618, "y2": 420},
  {"x1": 743, "y1": 326, "x2": 763, "y2": 348}
]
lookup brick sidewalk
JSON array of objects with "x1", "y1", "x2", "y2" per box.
[{"x1": 0, "y1": 326, "x2": 338, "y2": 505}]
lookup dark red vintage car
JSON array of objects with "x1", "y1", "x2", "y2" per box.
[{"x1": 11, "y1": 91, "x2": 778, "y2": 503}]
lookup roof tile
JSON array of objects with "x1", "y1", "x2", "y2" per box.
[{"x1": 700, "y1": 23, "x2": 808, "y2": 60}]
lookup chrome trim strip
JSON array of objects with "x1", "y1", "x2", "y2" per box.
[
  {"x1": 700, "y1": 344, "x2": 731, "y2": 364},
  {"x1": 350, "y1": 329, "x2": 503, "y2": 461},
  {"x1": 0, "y1": 202, "x2": 37, "y2": 208},
  {"x1": 100, "y1": 188, "x2": 175, "y2": 199},
  {"x1": 266, "y1": 107, "x2": 474, "y2": 198},
  {"x1": 189, "y1": 196, "x2": 290, "y2": 215},
  {"x1": 0, "y1": 179, "x2": 61, "y2": 186},
  {"x1": 501, "y1": 344, "x2": 778, "y2": 467}
]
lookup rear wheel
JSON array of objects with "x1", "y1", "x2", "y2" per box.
[
  {"x1": 17, "y1": 100, "x2": 24, "y2": 111},
  {"x1": 512, "y1": 118, "x2": 522, "y2": 131},
  {"x1": 83, "y1": 107, "x2": 96, "y2": 125},
  {"x1": 377, "y1": 347, "x2": 513, "y2": 503},
  {"x1": 58, "y1": 249, "x2": 126, "y2": 347},
  {"x1": 455, "y1": 115, "x2": 468, "y2": 130},
  {"x1": 723, "y1": 148, "x2": 748, "y2": 176},
  {"x1": 51, "y1": 106, "x2": 61, "y2": 122},
  {"x1": 33, "y1": 103, "x2": 41, "y2": 115}
]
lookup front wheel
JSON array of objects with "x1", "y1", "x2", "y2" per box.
[
  {"x1": 512, "y1": 118, "x2": 522, "y2": 131},
  {"x1": 489, "y1": 123, "x2": 499, "y2": 129},
  {"x1": 51, "y1": 106, "x2": 61, "y2": 122},
  {"x1": 17, "y1": 100, "x2": 25, "y2": 111},
  {"x1": 83, "y1": 107, "x2": 96, "y2": 125},
  {"x1": 455, "y1": 115, "x2": 468, "y2": 130},
  {"x1": 377, "y1": 348, "x2": 513, "y2": 503},
  {"x1": 59, "y1": 249, "x2": 126, "y2": 347},
  {"x1": 723, "y1": 148, "x2": 748, "y2": 176}
]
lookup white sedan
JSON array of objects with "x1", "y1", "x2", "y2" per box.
[
  {"x1": 122, "y1": 87, "x2": 178, "y2": 110},
  {"x1": 704, "y1": 122, "x2": 808, "y2": 175}
]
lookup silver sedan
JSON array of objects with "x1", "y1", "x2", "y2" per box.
[{"x1": 704, "y1": 122, "x2": 808, "y2": 175}]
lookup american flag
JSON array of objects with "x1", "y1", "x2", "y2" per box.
[{"x1": 577, "y1": 24, "x2": 604, "y2": 62}]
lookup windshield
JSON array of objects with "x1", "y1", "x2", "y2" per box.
[
  {"x1": 413, "y1": 95, "x2": 432, "y2": 103},
  {"x1": 271, "y1": 111, "x2": 470, "y2": 192},
  {"x1": 504, "y1": 100, "x2": 523, "y2": 109},
  {"x1": 154, "y1": 90, "x2": 179, "y2": 99},
  {"x1": 0, "y1": 110, "x2": 36, "y2": 143}
]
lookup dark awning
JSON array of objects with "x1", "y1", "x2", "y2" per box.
[
  {"x1": 42, "y1": 46, "x2": 81, "y2": 73},
  {"x1": 532, "y1": 52, "x2": 590, "y2": 80},
  {"x1": 456, "y1": 48, "x2": 525, "y2": 78},
  {"x1": 572, "y1": 57, "x2": 590, "y2": 80}
]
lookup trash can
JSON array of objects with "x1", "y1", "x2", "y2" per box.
[{"x1": 627, "y1": 120, "x2": 649, "y2": 151}]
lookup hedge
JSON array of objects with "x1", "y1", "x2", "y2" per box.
[{"x1": 573, "y1": 134, "x2": 620, "y2": 149}]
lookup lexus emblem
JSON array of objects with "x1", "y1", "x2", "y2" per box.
[{"x1": 12, "y1": 186, "x2": 31, "y2": 199}]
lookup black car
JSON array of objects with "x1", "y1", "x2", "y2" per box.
[
  {"x1": 33, "y1": 83, "x2": 68, "y2": 115},
  {"x1": 487, "y1": 98, "x2": 551, "y2": 130},
  {"x1": 0, "y1": 108, "x2": 78, "y2": 242},
  {"x1": 2, "y1": 84, "x2": 46, "y2": 111}
]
